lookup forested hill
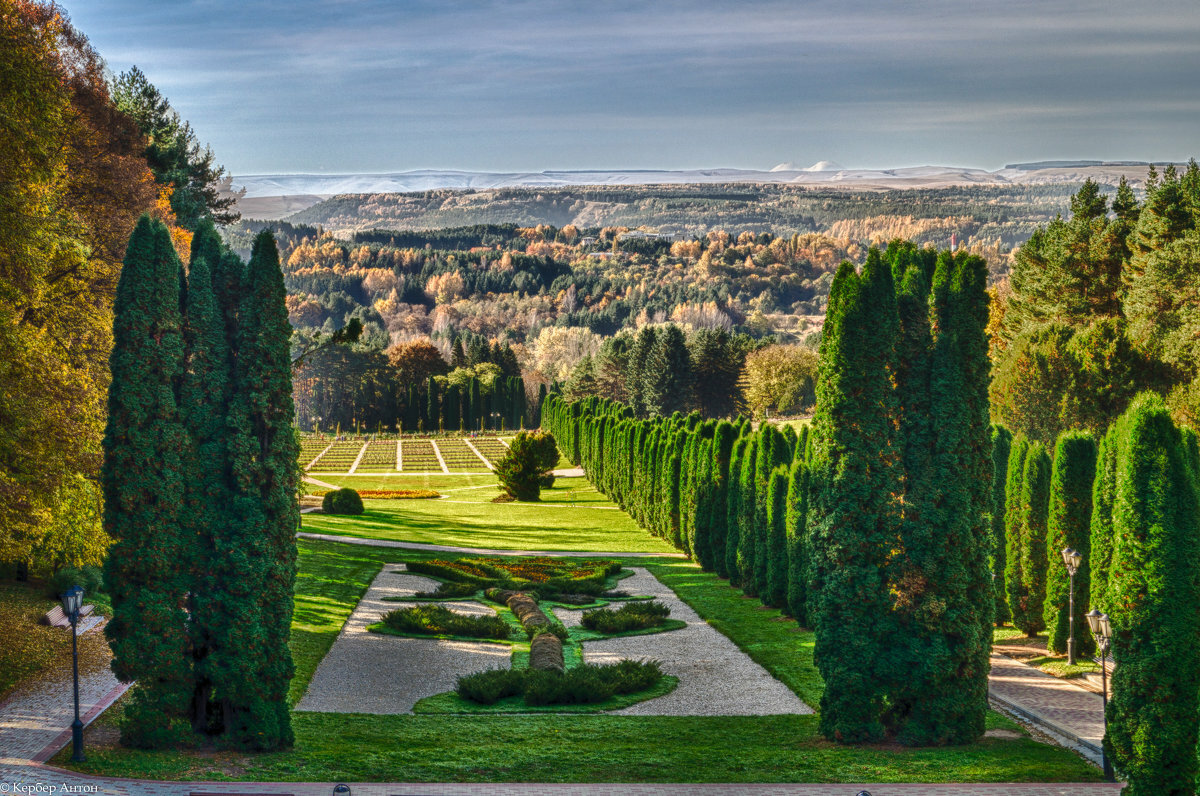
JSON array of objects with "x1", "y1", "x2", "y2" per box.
[{"x1": 282, "y1": 183, "x2": 1086, "y2": 242}]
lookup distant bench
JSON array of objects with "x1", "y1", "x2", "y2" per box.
[{"x1": 40, "y1": 603, "x2": 94, "y2": 628}]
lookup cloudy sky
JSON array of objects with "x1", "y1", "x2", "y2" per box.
[{"x1": 61, "y1": 0, "x2": 1200, "y2": 175}]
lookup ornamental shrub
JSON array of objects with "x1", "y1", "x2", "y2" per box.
[
  {"x1": 495, "y1": 430, "x2": 559, "y2": 501},
  {"x1": 764, "y1": 465, "x2": 790, "y2": 609},
  {"x1": 581, "y1": 600, "x2": 670, "y2": 633},
  {"x1": 322, "y1": 488, "x2": 364, "y2": 515},
  {"x1": 990, "y1": 425, "x2": 1013, "y2": 625},
  {"x1": 1012, "y1": 442, "x2": 1051, "y2": 637},
  {"x1": 1003, "y1": 436, "x2": 1030, "y2": 630},
  {"x1": 785, "y1": 457, "x2": 810, "y2": 625},
  {"x1": 381, "y1": 604, "x2": 512, "y2": 640}
]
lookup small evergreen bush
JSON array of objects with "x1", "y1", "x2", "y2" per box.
[
  {"x1": 581, "y1": 600, "x2": 670, "y2": 633},
  {"x1": 48, "y1": 565, "x2": 105, "y2": 600},
  {"x1": 322, "y1": 487, "x2": 364, "y2": 515},
  {"x1": 455, "y1": 660, "x2": 664, "y2": 706},
  {"x1": 381, "y1": 604, "x2": 511, "y2": 640},
  {"x1": 414, "y1": 581, "x2": 478, "y2": 599}
]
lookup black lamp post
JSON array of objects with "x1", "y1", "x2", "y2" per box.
[
  {"x1": 60, "y1": 584, "x2": 86, "y2": 763},
  {"x1": 1087, "y1": 608, "x2": 1114, "y2": 782},
  {"x1": 1061, "y1": 547, "x2": 1083, "y2": 664}
]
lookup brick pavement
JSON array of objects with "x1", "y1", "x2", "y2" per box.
[{"x1": 987, "y1": 653, "x2": 1105, "y2": 763}]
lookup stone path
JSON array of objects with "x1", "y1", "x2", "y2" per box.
[
  {"x1": 295, "y1": 568, "x2": 511, "y2": 714},
  {"x1": 556, "y1": 568, "x2": 812, "y2": 716},
  {"x1": 988, "y1": 652, "x2": 1106, "y2": 764},
  {"x1": 296, "y1": 530, "x2": 686, "y2": 558}
]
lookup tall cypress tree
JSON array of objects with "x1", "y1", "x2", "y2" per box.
[
  {"x1": 990, "y1": 425, "x2": 1013, "y2": 625},
  {"x1": 736, "y1": 436, "x2": 759, "y2": 595},
  {"x1": 427, "y1": 376, "x2": 439, "y2": 430},
  {"x1": 708, "y1": 421, "x2": 737, "y2": 577},
  {"x1": 755, "y1": 426, "x2": 789, "y2": 603},
  {"x1": 1106, "y1": 394, "x2": 1200, "y2": 795},
  {"x1": 765, "y1": 464, "x2": 790, "y2": 609},
  {"x1": 222, "y1": 231, "x2": 299, "y2": 749},
  {"x1": 103, "y1": 216, "x2": 192, "y2": 747},
  {"x1": 1003, "y1": 436, "x2": 1030, "y2": 630},
  {"x1": 808, "y1": 253, "x2": 901, "y2": 743},
  {"x1": 1013, "y1": 442, "x2": 1051, "y2": 637},
  {"x1": 1044, "y1": 431, "x2": 1097, "y2": 656},
  {"x1": 888, "y1": 251, "x2": 993, "y2": 746},
  {"x1": 1088, "y1": 424, "x2": 1121, "y2": 613},
  {"x1": 725, "y1": 438, "x2": 748, "y2": 584},
  {"x1": 785, "y1": 456, "x2": 810, "y2": 625},
  {"x1": 181, "y1": 220, "x2": 233, "y2": 733}
]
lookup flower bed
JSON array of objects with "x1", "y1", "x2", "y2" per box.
[
  {"x1": 309, "y1": 489, "x2": 440, "y2": 500},
  {"x1": 357, "y1": 440, "x2": 399, "y2": 472},
  {"x1": 408, "y1": 556, "x2": 622, "y2": 596},
  {"x1": 434, "y1": 438, "x2": 487, "y2": 471},
  {"x1": 309, "y1": 441, "x2": 364, "y2": 471},
  {"x1": 400, "y1": 439, "x2": 442, "y2": 472}
]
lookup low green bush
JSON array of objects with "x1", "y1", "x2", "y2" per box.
[
  {"x1": 414, "y1": 581, "x2": 479, "y2": 599},
  {"x1": 322, "y1": 487, "x2": 364, "y2": 515},
  {"x1": 47, "y1": 565, "x2": 105, "y2": 600},
  {"x1": 581, "y1": 600, "x2": 670, "y2": 634},
  {"x1": 381, "y1": 605, "x2": 511, "y2": 640},
  {"x1": 455, "y1": 659, "x2": 664, "y2": 706}
]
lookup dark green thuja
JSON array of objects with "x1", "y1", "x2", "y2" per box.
[
  {"x1": 735, "y1": 435, "x2": 759, "y2": 595},
  {"x1": 724, "y1": 437, "x2": 748, "y2": 584},
  {"x1": 1105, "y1": 394, "x2": 1200, "y2": 796},
  {"x1": 222, "y1": 231, "x2": 300, "y2": 749},
  {"x1": 807, "y1": 253, "x2": 901, "y2": 743},
  {"x1": 785, "y1": 456, "x2": 810, "y2": 625},
  {"x1": 1013, "y1": 442, "x2": 1051, "y2": 637},
  {"x1": 890, "y1": 250, "x2": 993, "y2": 746},
  {"x1": 181, "y1": 220, "x2": 233, "y2": 734},
  {"x1": 1003, "y1": 436, "x2": 1030, "y2": 631},
  {"x1": 705, "y1": 421, "x2": 737, "y2": 575},
  {"x1": 990, "y1": 425, "x2": 1013, "y2": 625},
  {"x1": 1088, "y1": 424, "x2": 1120, "y2": 613},
  {"x1": 765, "y1": 464, "x2": 790, "y2": 609},
  {"x1": 103, "y1": 216, "x2": 192, "y2": 748},
  {"x1": 1044, "y1": 431, "x2": 1097, "y2": 657},
  {"x1": 754, "y1": 426, "x2": 790, "y2": 603}
]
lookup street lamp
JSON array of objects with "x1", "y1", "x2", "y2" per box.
[
  {"x1": 1087, "y1": 608, "x2": 1114, "y2": 782},
  {"x1": 1061, "y1": 547, "x2": 1083, "y2": 664},
  {"x1": 60, "y1": 584, "x2": 86, "y2": 763}
]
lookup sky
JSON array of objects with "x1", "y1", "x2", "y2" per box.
[{"x1": 61, "y1": 0, "x2": 1200, "y2": 175}]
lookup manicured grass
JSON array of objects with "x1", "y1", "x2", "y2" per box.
[
  {"x1": 62, "y1": 711, "x2": 1099, "y2": 783},
  {"x1": 301, "y1": 479, "x2": 676, "y2": 554},
  {"x1": 307, "y1": 473, "x2": 496, "y2": 492}
]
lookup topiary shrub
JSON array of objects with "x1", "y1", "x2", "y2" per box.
[
  {"x1": 456, "y1": 660, "x2": 664, "y2": 706},
  {"x1": 380, "y1": 604, "x2": 511, "y2": 640},
  {"x1": 495, "y1": 430, "x2": 559, "y2": 501},
  {"x1": 321, "y1": 487, "x2": 364, "y2": 515},
  {"x1": 581, "y1": 600, "x2": 670, "y2": 634}
]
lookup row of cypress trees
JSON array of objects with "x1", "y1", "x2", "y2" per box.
[
  {"x1": 397, "y1": 374, "x2": 527, "y2": 433},
  {"x1": 102, "y1": 216, "x2": 298, "y2": 750},
  {"x1": 545, "y1": 243, "x2": 995, "y2": 747},
  {"x1": 540, "y1": 393, "x2": 812, "y2": 617},
  {"x1": 994, "y1": 398, "x2": 1200, "y2": 793}
]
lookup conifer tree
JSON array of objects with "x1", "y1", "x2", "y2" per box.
[
  {"x1": 1012, "y1": 442, "x2": 1051, "y2": 636},
  {"x1": 736, "y1": 436, "x2": 759, "y2": 594},
  {"x1": 765, "y1": 465, "x2": 790, "y2": 609},
  {"x1": 807, "y1": 253, "x2": 901, "y2": 743},
  {"x1": 755, "y1": 426, "x2": 789, "y2": 602},
  {"x1": 785, "y1": 457, "x2": 810, "y2": 624},
  {"x1": 180, "y1": 220, "x2": 233, "y2": 732},
  {"x1": 222, "y1": 231, "x2": 299, "y2": 749},
  {"x1": 103, "y1": 217, "x2": 192, "y2": 747},
  {"x1": 1044, "y1": 431, "x2": 1097, "y2": 656},
  {"x1": 1106, "y1": 394, "x2": 1200, "y2": 795},
  {"x1": 991, "y1": 425, "x2": 1013, "y2": 625},
  {"x1": 725, "y1": 437, "x2": 748, "y2": 584},
  {"x1": 707, "y1": 421, "x2": 737, "y2": 577},
  {"x1": 1003, "y1": 436, "x2": 1030, "y2": 629},
  {"x1": 1088, "y1": 424, "x2": 1120, "y2": 613}
]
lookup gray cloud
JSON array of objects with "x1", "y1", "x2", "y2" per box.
[{"x1": 60, "y1": 0, "x2": 1200, "y2": 172}]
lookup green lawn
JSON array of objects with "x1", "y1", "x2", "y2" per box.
[
  {"x1": 59, "y1": 538, "x2": 1100, "y2": 784},
  {"x1": 301, "y1": 477, "x2": 675, "y2": 554}
]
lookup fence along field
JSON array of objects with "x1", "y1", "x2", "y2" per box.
[{"x1": 304, "y1": 435, "x2": 511, "y2": 474}]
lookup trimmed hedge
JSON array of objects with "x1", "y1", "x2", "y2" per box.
[
  {"x1": 380, "y1": 605, "x2": 511, "y2": 640},
  {"x1": 456, "y1": 660, "x2": 664, "y2": 706},
  {"x1": 580, "y1": 600, "x2": 670, "y2": 634},
  {"x1": 321, "y1": 487, "x2": 364, "y2": 515}
]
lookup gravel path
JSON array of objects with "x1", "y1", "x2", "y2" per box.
[
  {"x1": 295, "y1": 567, "x2": 511, "y2": 714},
  {"x1": 555, "y1": 567, "x2": 813, "y2": 716}
]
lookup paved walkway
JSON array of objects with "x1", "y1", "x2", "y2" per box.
[
  {"x1": 988, "y1": 653, "x2": 1106, "y2": 763},
  {"x1": 296, "y1": 531, "x2": 686, "y2": 558}
]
